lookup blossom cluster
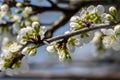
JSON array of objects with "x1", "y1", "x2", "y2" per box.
[
  {"x1": 46, "y1": 40, "x2": 73, "y2": 62},
  {"x1": 0, "y1": 21, "x2": 47, "y2": 73},
  {"x1": 0, "y1": 1, "x2": 120, "y2": 76},
  {"x1": 91, "y1": 6, "x2": 120, "y2": 57},
  {"x1": 46, "y1": 5, "x2": 108, "y2": 62},
  {"x1": 46, "y1": 5, "x2": 120, "y2": 62},
  {"x1": 17, "y1": 21, "x2": 47, "y2": 45},
  {"x1": 0, "y1": 41, "x2": 29, "y2": 75}
]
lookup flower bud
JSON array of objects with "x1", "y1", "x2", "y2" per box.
[
  {"x1": 109, "y1": 6, "x2": 118, "y2": 17},
  {"x1": 30, "y1": 16, "x2": 39, "y2": 22},
  {"x1": 105, "y1": 14, "x2": 114, "y2": 22},
  {"x1": 1, "y1": 4, "x2": 9, "y2": 12},
  {"x1": 32, "y1": 22, "x2": 40, "y2": 31},
  {"x1": 16, "y1": 3, "x2": 23, "y2": 8},
  {"x1": 22, "y1": 46, "x2": 36, "y2": 56},
  {"x1": 29, "y1": 48, "x2": 36, "y2": 56},
  {"x1": 114, "y1": 25, "x2": 120, "y2": 34},
  {"x1": 24, "y1": 7, "x2": 32, "y2": 14},
  {"x1": 70, "y1": 16, "x2": 80, "y2": 22},
  {"x1": 92, "y1": 32, "x2": 102, "y2": 45},
  {"x1": 15, "y1": 10, "x2": 22, "y2": 14},
  {"x1": 22, "y1": 47, "x2": 29, "y2": 55},
  {"x1": 46, "y1": 45, "x2": 56, "y2": 53},
  {"x1": 25, "y1": 21, "x2": 31, "y2": 26},
  {"x1": 70, "y1": 22, "x2": 80, "y2": 31}
]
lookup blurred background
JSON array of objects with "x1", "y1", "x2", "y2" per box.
[{"x1": 1, "y1": 0, "x2": 120, "y2": 80}]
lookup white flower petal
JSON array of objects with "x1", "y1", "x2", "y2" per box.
[
  {"x1": 70, "y1": 22, "x2": 79, "y2": 31},
  {"x1": 80, "y1": 9, "x2": 86, "y2": 19},
  {"x1": 13, "y1": 23, "x2": 20, "y2": 32},
  {"x1": 87, "y1": 5, "x2": 95, "y2": 13},
  {"x1": 74, "y1": 38, "x2": 83, "y2": 47},
  {"x1": 67, "y1": 44, "x2": 75, "y2": 53},
  {"x1": 112, "y1": 40, "x2": 120, "y2": 51},
  {"x1": 46, "y1": 45, "x2": 56, "y2": 53},
  {"x1": 114, "y1": 25, "x2": 120, "y2": 34},
  {"x1": 101, "y1": 29, "x2": 114, "y2": 35},
  {"x1": 39, "y1": 26, "x2": 47, "y2": 35},
  {"x1": 101, "y1": 13, "x2": 109, "y2": 23},
  {"x1": 70, "y1": 16, "x2": 80, "y2": 22},
  {"x1": 96, "y1": 5, "x2": 105, "y2": 15}
]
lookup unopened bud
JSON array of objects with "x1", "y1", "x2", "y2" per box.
[
  {"x1": 114, "y1": 25, "x2": 120, "y2": 34},
  {"x1": 16, "y1": 3, "x2": 23, "y2": 8},
  {"x1": 109, "y1": 6, "x2": 118, "y2": 17},
  {"x1": 106, "y1": 14, "x2": 114, "y2": 22}
]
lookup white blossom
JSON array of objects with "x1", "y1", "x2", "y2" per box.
[
  {"x1": 103, "y1": 36, "x2": 114, "y2": 49},
  {"x1": 57, "y1": 49, "x2": 66, "y2": 62},
  {"x1": 70, "y1": 16, "x2": 80, "y2": 22},
  {"x1": 114, "y1": 25, "x2": 120, "y2": 34},
  {"x1": 11, "y1": 15, "x2": 21, "y2": 22},
  {"x1": 74, "y1": 38, "x2": 83, "y2": 47},
  {"x1": 8, "y1": 42, "x2": 22, "y2": 53},
  {"x1": 17, "y1": 35, "x2": 27, "y2": 45},
  {"x1": 70, "y1": 22, "x2": 80, "y2": 31},
  {"x1": 95, "y1": 5, "x2": 105, "y2": 15},
  {"x1": 21, "y1": 47, "x2": 29, "y2": 55},
  {"x1": 24, "y1": 7, "x2": 32, "y2": 15},
  {"x1": 1, "y1": 42, "x2": 22, "y2": 59},
  {"x1": 101, "y1": 29, "x2": 114, "y2": 35},
  {"x1": 87, "y1": 5, "x2": 95, "y2": 13},
  {"x1": 92, "y1": 32, "x2": 102, "y2": 45},
  {"x1": 46, "y1": 45, "x2": 56, "y2": 53},
  {"x1": 29, "y1": 48, "x2": 36, "y2": 56},
  {"x1": 22, "y1": 46, "x2": 36, "y2": 56},
  {"x1": 32, "y1": 21, "x2": 40, "y2": 29},
  {"x1": 39, "y1": 26, "x2": 47, "y2": 39},
  {"x1": 16, "y1": 3, "x2": 22, "y2": 8},
  {"x1": 0, "y1": 4, "x2": 9, "y2": 12},
  {"x1": 109, "y1": 6, "x2": 117, "y2": 16},
  {"x1": 17, "y1": 26, "x2": 35, "y2": 44},
  {"x1": 66, "y1": 43, "x2": 75, "y2": 53}
]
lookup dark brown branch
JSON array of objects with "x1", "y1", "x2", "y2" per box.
[
  {"x1": 0, "y1": 22, "x2": 14, "y2": 27},
  {"x1": 47, "y1": 0, "x2": 57, "y2": 7}
]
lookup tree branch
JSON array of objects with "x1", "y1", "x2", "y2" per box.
[
  {"x1": 0, "y1": 22, "x2": 14, "y2": 27},
  {"x1": 47, "y1": 0, "x2": 57, "y2": 7},
  {"x1": 45, "y1": 21, "x2": 120, "y2": 43}
]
